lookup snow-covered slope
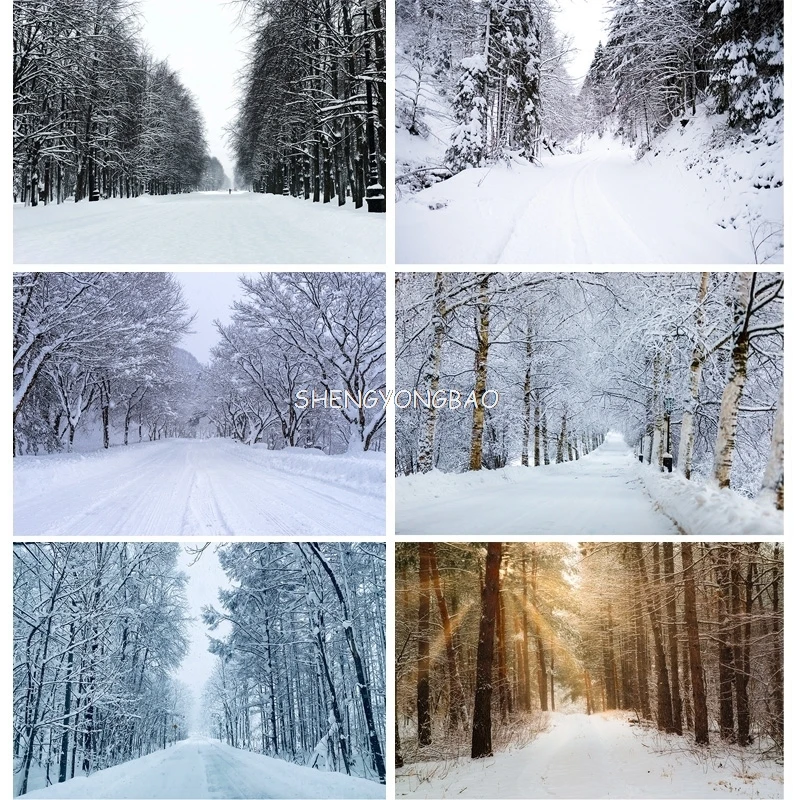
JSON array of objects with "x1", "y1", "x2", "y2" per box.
[
  {"x1": 396, "y1": 100, "x2": 782, "y2": 264},
  {"x1": 14, "y1": 439, "x2": 385, "y2": 536},
  {"x1": 22, "y1": 737, "x2": 385, "y2": 799},
  {"x1": 397, "y1": 712, "x2": 783, "y2": 799},
  {"x1": 13, "y1": 191, "x2": 385, "y2": 264}
]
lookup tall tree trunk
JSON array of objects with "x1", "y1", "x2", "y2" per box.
[
  {"x1": 471, "y1": 543, "x2": 502, "y2": 759},
  {"x1": 713, "y1": 272, "x2": 754, "y2": 488},
  {"x1": 305, "y1": 544, "x2": 385, "y2": 782},
  {"x1": 678, "y1": 271, "x2": 709, "y2": 477},
  {"x1": 542, "y1": 412, "x2": 549, "y2": 464},
  {"x1": 760, "y1": 379, "x2": 784, "y2": 509},
  {"x1": 521, "y1": 553, "x2": 532, "y2": 712},
  {"x1": 469, "y1": 275, "x2": 491, "y2": 471},
  {"x1": 496, "y1": 585, "x2": 512, "y2": 717},
  {"x1": 663, "y1": 543, "x2": 683, "y2": 734},
  {"x1": 769, "y1": 543, "x2": 783, "y2": 749},
  {"x1": 521, "y1": 316, "x2": 532, "y2": 466},
  {"x1": 635, "y1": 543, "x2": 674, "y2": 732},
  {"x1": 427, "y1": 543, "x2": 468, "y2": 730},
  {"x1": 712, "y1": 547, "x2": 735, "y2": 741},
  {"x1": 418, "y1": 273, "x2": 446, "y2": 473},
  {"x1": 681, "y1": 543, "x2": 708, "y2": 744},
  {"x1": 416, "y1": 544, "x2": 432, "y2": 746}
]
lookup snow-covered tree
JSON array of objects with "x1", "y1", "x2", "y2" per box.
[
  {"x1": 202, "y1": 543, "x2": 386, "y2": 782},
  {"x1": 708, "y1": 0, "x2": 784, "y2": 128}
]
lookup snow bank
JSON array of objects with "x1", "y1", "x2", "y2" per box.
[
  {"x1": 645, "y1": 106, "x2": 783, "y2": 263},
  {"x1": 249, "y1": 444, "x2": 385, "y2": 499},
  {"x1": 637, "y1": 463, "x2": 783, "y2": 536},
  {"x1": 395, "y1": 92, "x2": 781, "y2": 264}
]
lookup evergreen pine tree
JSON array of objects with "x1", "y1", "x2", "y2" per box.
[{"x1": 708, "y1": 0, "x2": 784, "y2": 128}]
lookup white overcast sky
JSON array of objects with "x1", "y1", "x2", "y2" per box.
[
  {"x1": 138, "y1": 0, "x2": 248, "y2": 181},
  {"x1": 554, "y1": 0, "x2": 610, "y2": 80},
  {"x1": 175, "y1": 272, "x2": 245, "y2": 363},
  {"x1": 175, "y1": 545, "x2": 231, "y2": 734}
]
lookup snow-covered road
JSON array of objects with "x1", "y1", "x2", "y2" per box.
[
  {"x1": 14, "y1": 191, "x2": 385, "y2": 263},
  {"x1": 396, "y1": 433, "x2": 677, "y2": 536},
  {"x1": 14, "y1": 439, "x2": 385, "y2": 536},
  {"x1": 397, "y1": 147, "x2": 755, "y2": 264},
  {"x1": 23, "y1": 737, "x2": 385, "y2": 799},
  {"x1": 396, "y1": 712, "x2": 783, "y2": 798}
]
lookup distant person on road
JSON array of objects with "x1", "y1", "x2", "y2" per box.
[{"x1": 228, "y1": 188, "x2": 232, "y2": 194}]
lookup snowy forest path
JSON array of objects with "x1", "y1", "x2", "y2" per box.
[
  {"x1": 395, "y1": 433, "x2": 677, "y2": 535},
  {"x1": 13, "y1": 191, "x2": 384, "y2": 264},
  {"x1": 23, "y1": 737, "x2": 386, "y2": 799},
  {"x1": 397, "y1": 147, "x2": 750, "y2": 264},
  {"x1": 397, "y1": 712, "x2": 784, "y2": 799},
  {"x1": 14, "y1": 439, "x2": 384, "y2": 536}
]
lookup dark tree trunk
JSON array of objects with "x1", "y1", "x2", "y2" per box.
[
  {"x1": 681, "y1": 543, "x2": 708, "y2": 744},
  {"x1": 416, "y1": 544, "x2": 432, "y2": 746},
  {"x1": 471, "y1": 543, "x2": 502, "y2": 759},
  {"x1": 663, "y1": 543, "x2": 683, "y2": 734}
]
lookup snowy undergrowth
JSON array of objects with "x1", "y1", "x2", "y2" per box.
[
  {"x1": 398, "y1": 712, "x2": 549, "y2": 781},
  {"x1": 637, "y1": 463, "x2": 783, "y2": 536},
  {"x1": 643, "y1": 106, "x2": 783, "y2": 263},
  {"x1": 396, "y1": 68, "x2": 454, "y2": 200},
  {"x1": 396, "y1": 712, "x2": 784, "y2": 799}
]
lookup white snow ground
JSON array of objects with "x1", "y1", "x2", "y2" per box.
[
  {"x1": 14, "y1": 439, "x2": 385, "y2": 536},
  {"x1": 395, "y1": 108, "x2": 782, "y2": 265},
  {"x1": 21, "y1": 737, "x2": 385, "y2": 799},
  {"x1": 398, "y1": 146, "x2": 760, "y2": 264},
  {"x1": 13, "y1": 191, "x2": 385, "y2": 264},
  {"x1": 396, "y1": 712, "x2": 783, "y2": 799},
  {"x1": 396, "y1": 433, "x2": 678, "y2": 536}
]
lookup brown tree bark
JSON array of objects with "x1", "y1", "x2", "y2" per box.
[
  {"x1": 635, "y1": 543, "x2": 675, "y2": 732},
  {"x1": 416, "y1": 544, "x2": 432, "y2": 746},
  {"x1": 428, "y1": 544, "x2": 468, "y2": 730},
  {"x1": 471, "y1": 543, "x2": 502, "y2": 758},
  {"x1": 681, "y1": 543, "x2": 708, "y2": 744},
  {"x1": 663, "y1": 543, "x2": 683, "y2": 734},
  {"x1": 469, "y1": 275, "x2": 491, "y2": 471}
]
